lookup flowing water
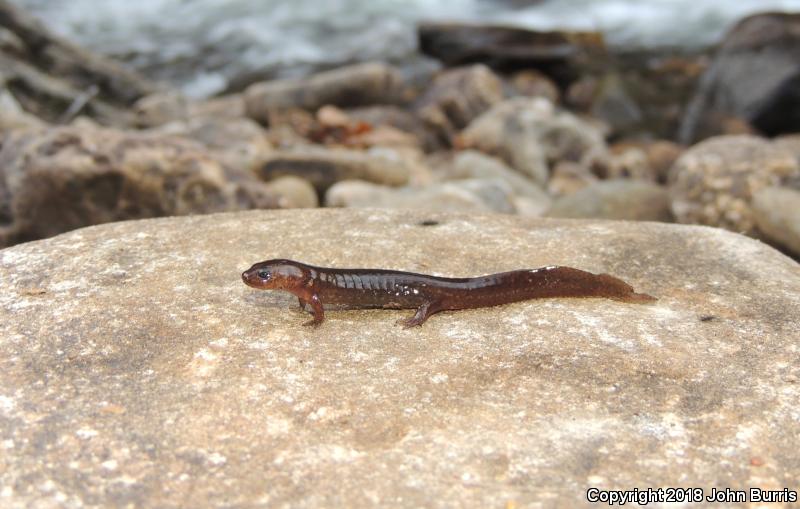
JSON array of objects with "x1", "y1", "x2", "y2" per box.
[{"x1": 12, "y1": 0, "x2": 800, "y2": 97}]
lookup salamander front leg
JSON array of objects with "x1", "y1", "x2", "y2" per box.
[
  {"x1": 302, "y1": 293, "x2": 325, "y2": 327},
  {"x1": 298, "y1": 297, "x2": 307, "y2": 310},
  {"x1": 397, "y1": 300, "x2": 443, "y2": 328}
]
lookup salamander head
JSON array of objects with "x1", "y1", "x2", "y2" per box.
[{"x1": 242, "y1": 259, "x2": 308, "y2": 291}]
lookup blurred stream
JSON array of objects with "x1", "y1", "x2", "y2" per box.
[{"x1": 12, "y1": 0, "x2": 800, "y2": 97}]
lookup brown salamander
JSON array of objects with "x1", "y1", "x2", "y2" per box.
[{"x1": 242, "y1": 259, "x2": 655, "y2": 327}]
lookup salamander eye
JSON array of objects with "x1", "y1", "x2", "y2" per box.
[{"x1": 257, "y1": 270, "x2": 270, "y2": 280}]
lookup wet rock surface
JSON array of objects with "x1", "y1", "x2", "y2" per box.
[{"x1": 1, "y1": 208, "x2": 799, "y2": 507}]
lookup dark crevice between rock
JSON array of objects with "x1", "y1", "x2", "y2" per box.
[{"x1": 750, "y1": 71, "x2": 800, "y2": 137}]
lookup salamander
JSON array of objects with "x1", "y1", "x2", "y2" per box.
[{"x1": 241, "y1": 259, "x2": 656, "y2": 327}]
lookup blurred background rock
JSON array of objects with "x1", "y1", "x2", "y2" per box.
[{"x1": 2, "y1": 0, "x2": 800, "y2": 259}]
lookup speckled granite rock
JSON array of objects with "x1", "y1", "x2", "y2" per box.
[
  {"x1": 1, "y1": 209, "x2": 799, "y2": 508},
  {"x1": 669, "y1": 135, "x2": 799, "y2": 234}
]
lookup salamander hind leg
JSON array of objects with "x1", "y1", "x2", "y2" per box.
[
  {"x1": 396, "y1": 300, "x2": 443, "y2": 328},
  {"x1": 302, "y1": 293, "x2": 325, "y2": 327}
]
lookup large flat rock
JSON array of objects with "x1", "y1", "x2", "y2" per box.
[{"x1": 1, "y1": 209, "x2": 798, "y2": 507}]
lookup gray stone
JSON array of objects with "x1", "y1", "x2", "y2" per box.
[
  {"x1": 259, "y1": 146, "x2": 413, "y2": 193},
  {"x1": 458, "y1": 97, "x2": 609, "y2": 185},
  {"x1": 244, "y1": 62, "x2": 402, "y2": 124},
  {"x1": 668, "y1": 135, "x2": 800, "y2": 234},
  {"x1": 1, "y1": 208, "x2": 799, "y2": 507},
  {"x1": 752, "y1": 186, "x2": 800, "y2": 257},
  {"x1": 325, "y1": 178, "x2": 515, "y2": 214},
  {"x1": 547, "y1": 179, "x2": 672, "y2": 221}
]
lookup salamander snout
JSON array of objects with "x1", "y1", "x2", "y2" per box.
[
  {"x1": 241, "y1": 269, "x2": 257, "y2": 288},
  {"x1": 242, "y1": 265, "x2": 273, "y2": 289}
]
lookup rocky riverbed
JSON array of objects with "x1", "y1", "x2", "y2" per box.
[
  {"x1": 2, "y1": 2, "x2": 799, "y2": 258},
  {"x1": 1, "y1": 2, "x2": 800, "y2": 506}
]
